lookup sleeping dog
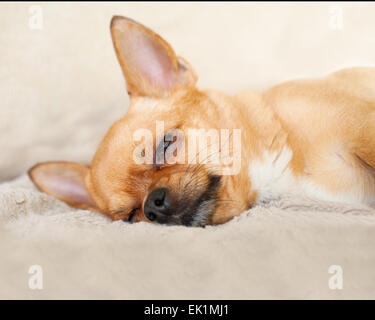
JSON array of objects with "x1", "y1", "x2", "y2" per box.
[{"x1": 29, "y1": 16, "x2": 375, "y2": 226}]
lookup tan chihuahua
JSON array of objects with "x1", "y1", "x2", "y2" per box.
[{"x1": 29, "y1": 16, "x2": 375, "y2": 226}]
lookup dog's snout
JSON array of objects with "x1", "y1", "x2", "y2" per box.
[{"x1": 144, "y1": 188, "x2": 172, "y2": 223}]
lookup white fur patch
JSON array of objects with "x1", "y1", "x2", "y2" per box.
[
  {"x1": 248, "y1": 146, "x2": 297, "y2": 204},
  {"x1": 248, "y1": 146, "x2": 372, "y2": 205}
]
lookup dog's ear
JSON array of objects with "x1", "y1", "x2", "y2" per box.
[
  {"x1": 28, "y1": 162, "x2": 96, "y2": 210},
  {"x1": 110, "y1": 16, "x2": 197, "y2": 97}
]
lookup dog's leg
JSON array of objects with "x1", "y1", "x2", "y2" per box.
[
  {"x1": 330, "y1": 67, "x2": 375, "y2": 172},
  {"x1": 351, "y1": 114, "x2": 375, "y2": 172}
]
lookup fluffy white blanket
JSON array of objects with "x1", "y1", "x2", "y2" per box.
[{"x1": 1, "y1": 175, "x2": 375, "y2": 299}]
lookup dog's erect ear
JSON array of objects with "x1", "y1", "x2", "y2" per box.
[
  {"x1": 110, "y1": 16, "x2": 197, "y2": 97},
  {"x1": 28, "y1": 162, "x2": 96, "y2": 210}
]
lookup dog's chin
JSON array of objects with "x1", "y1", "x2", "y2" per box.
[
  {"x1": 185, "y1": 198, "x2": 218, "y2": 227},
  {"x1": 170, "y1": 175, "x2": 222, "y2": 227}
]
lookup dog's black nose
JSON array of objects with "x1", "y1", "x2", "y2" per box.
[{"x1": 144, "y1": 188, "x2": 171, "y2": 223}]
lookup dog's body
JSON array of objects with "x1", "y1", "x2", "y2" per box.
[
  {"x1": 246, "y1": 68, "x2": 375, "y2": 207},
  {"x1": 29, "y1": 17, "x2": 375, "y2": 226}
]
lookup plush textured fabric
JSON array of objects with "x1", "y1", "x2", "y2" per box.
[
  {"x1": 1, "y1": 3, "x2": 375, "y2": 299},
  {"x1": 1, "y1": 175, "x2": 375, "y2": 299}
]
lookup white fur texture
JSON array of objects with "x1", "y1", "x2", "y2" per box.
[{"x1": 248, "y1": 147, "x2": 370, "y2": 206}]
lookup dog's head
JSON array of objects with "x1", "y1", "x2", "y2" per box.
[{"x1": 29, "y1": 16, "x2": 248, "y2": 226}]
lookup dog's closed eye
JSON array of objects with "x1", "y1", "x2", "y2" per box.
[
  {"x1": 123, "y1": 208, "x2": 138, "y2": 223},
  {"x1": 127, "y1": 208, "x2": 139, "y2": 222},
  {"x1": 154, "y1": 134, "x2": 175, "y2": 170},
  {"x1": 110, "y1": 208, "x2": 139, "y2": 222}
]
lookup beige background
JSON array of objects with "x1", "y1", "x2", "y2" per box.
[
  {"x1": 1, "y1": 2, "x2": 375, "y2": 180},
  {"x1": 1, "y1": 2, "x2": 375, "y2": 300}
]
